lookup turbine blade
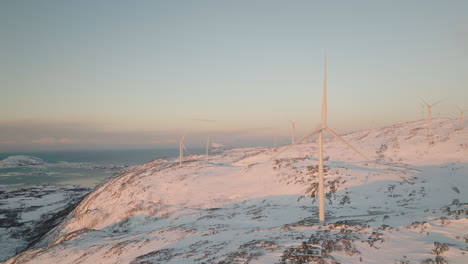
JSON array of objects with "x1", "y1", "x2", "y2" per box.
[
  {"x1": 325, "y1": 127, "x2": 373, "y2": 163},
  {"x1": 270, "y1": 127, "x2": 322, "y2": 160},
  {"x1": 418, "y1": 99, "x2": 427, "y2": 108},
  {"x1": 324, "y1": 128, "x2": 416, "y2": 171},
  {"x1": 431, "y1": 99, "x2": 443, "y2": 106},
  {"x1": 181, "y1": 133, "x2": 186, "y2": 142},
  {"x1": 322, "y1": 54, "x2": 327, "y2": 125}
]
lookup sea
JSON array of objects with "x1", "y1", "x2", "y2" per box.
[{"x1": 0, "y1": 149, "x2": 204, "y2": 188}]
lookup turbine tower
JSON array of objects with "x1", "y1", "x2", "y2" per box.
[
  {"x1": 457, "y1": 106, "x2": 466, "y2": 129},
  {"x1": 289, "y1": 120, "x2": 296, "y2": 144},
  {"x1": 272, "y1": 55, "x2": 373, "y2": 223},
  {"x1": 179, "y1": 134, "x2": 187, "y2": 166},
  {"x1": 420, "y1": 99, "x2": 442, "y2": 136},
  {"x1": 206, "y1": 137, "x2": 211, "y2": 156}
]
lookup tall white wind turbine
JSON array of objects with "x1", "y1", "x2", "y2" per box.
[
  {"x1": 272, "y1": 55, "x2": 374, "y2": 223},
  {"x1": 289, "y1": 120, "x2": 296, "y2": 144},
  {"x1": 420, "y1": 99, "x2": 442, "y2": 136}
]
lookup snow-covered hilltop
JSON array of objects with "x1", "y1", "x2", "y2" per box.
[
  {"x1": 0, "y1": 155, "x2": 126, "y2": 170},
  {"x1": 0, "y1": 155, "x2": 46, "y2": 168},
  {"x1": 4, "y1": 119, "x2": 467, "y2": 264}
]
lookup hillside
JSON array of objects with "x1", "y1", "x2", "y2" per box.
[{"x1": 4, "y1": 119, "x2": 467, "y2": 264}]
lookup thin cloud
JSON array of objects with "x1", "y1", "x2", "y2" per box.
[
  {"x1": 0, "y1": 119, "x2": 280, "y2": 151},
  {"x1": 186, "y1": 118, "x2": 218, "y2": 123},
  {"x1": 0, "y1": 140, "x2": 16, "y2": 145},
  {"x1": 31, "y1": 137, "x2": 78, "y2": 145},
  {"x1": 146, "y1": 139, "x2": 179, "y2": 144}
]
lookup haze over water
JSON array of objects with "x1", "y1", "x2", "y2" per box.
[{"x1": 0, "y1": 148, "x2": 204, "y2": 187}]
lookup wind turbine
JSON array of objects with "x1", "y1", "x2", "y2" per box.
[
  {"x1": 289, "y1": 120, "x2": 296, "y2": 144},
  {"x1": 206, "y1": 137, "x2": 211, "y2": 156},
  {"x1": 420, "y1": 99, "x2": 442, "y2": 136},
  {"x1": 179, "y1": 134, "x2": 187, "y2": 166},
  {"x1": 272, "y1": 55, "x2": 374, "y2": 223},
  {"x1": 456, "y1": 106, "x2": 466, "y2": 129}
]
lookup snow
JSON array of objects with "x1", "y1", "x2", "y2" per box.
[
  {"x1": 0, "y1": 155, "x2": 45, "y2": 168},
  {"x1": 0, "y1": 155, "x2": 126, "y2": 170},
  {"x1": 2, "y1": 119, "x2": 468, "y2": 264},
  {"x1": 0, "y1": 185, "x2": 90, "y2": 261}
]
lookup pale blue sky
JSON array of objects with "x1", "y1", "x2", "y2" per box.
[{"x1": 1, "y1": 0, "x2": 467, "y2": 151}]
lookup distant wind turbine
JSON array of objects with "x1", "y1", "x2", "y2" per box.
[
  {"x1": 289, "y1": 120, "x2": 296, "y2": 144},
  {"x1": 179, "y1": 134, "x2": 187, "y2": 166},
  {"x1": 272, "y1": 55, "x2": 375, "y2": 223},
  {"x1": 420, "y1": 99, "x2": 442, "y2": 136},
  {"x1": 457, "y1": 106, "x2": 466, "y2": 129},
  {"x1": 206, "y1": 137, "x2": 211, "y2": 156}
]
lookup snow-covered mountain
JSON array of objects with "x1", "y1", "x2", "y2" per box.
[
  {"x1": 4, "y1": 119, "x2": 467, "y2": 264},
  {"x1": 0, "y1": 156, "x2": 46, "y2": 168},
  {"x1": 0, "y1": 155, "x2": 126, "y2": 170}
]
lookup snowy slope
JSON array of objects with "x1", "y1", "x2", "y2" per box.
[
  {"x1": 0, "y1": 185, "x2": 90, "y2": 261},
  {"x1": 4, "y1": 119, "x2": 467, "y2": 264}
]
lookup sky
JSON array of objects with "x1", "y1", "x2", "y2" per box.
[{"x1": 1, "y1": 0, "x2": 467, "y2": 151}]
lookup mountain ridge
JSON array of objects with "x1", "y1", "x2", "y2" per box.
[{"x1": 4, "y1": 118, "x2": 467, "y2": 264}]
